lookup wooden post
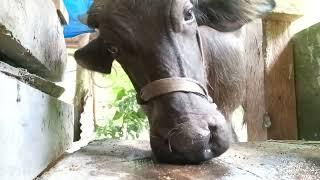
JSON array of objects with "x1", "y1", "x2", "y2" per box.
[
  {"x1": 244, "y1": 0, "x2": 304, "y2": 140},
  {"x1": 243, "y1": 20, "x2": 268, "y2": 141},
  {"x1": 263, "y1": 19, "x2": 298, "y2": 140},
  {"x1": 51, "y1": 0, "x2": 70, "y2": 25},
  {"x1": 262, "y1": 2, "x2": 303, "y2": 139}
]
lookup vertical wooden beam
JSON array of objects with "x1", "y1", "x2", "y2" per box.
[
  {"x1": 64, "y1": 33, "x2": 91, "y2": 141},
  {"x1": 243, "y1": 20, "x2": 268, "y2": 140},
  {"x1": 263, "y1": 19, "x2": 298, "y2": 140}
]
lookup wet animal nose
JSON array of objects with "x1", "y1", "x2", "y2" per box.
[{"x1": 150, "y1": 121, "x2": 230, "y2": 164}]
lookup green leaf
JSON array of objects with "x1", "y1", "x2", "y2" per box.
[
  {"x1": 112, "y1": 111, "x2": 122, "y2": 120},
  {"x1": 115, "y1": 88, "x2": 126, "y2": 100}
]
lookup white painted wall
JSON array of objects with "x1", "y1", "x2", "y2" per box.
[{"x1": 0, "y1": 72, "x2": 74, "y2": 180}]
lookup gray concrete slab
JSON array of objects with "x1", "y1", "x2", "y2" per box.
[
  {"x1": 38, "y1": 140, "x2": 320, "y2": 180},
  {"x1": 0, "y1": 72, "x2": 74, "y2": 180},
  {"x1": 0, "y1": 61, "x2": 64, "y2": 98},
  {"x1": 0, "y1": 0, "x2": 67, "y2": 81}
]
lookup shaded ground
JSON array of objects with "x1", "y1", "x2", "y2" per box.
[{"x1": 37, "y1": 140, "x2": 320, "y2": 180}]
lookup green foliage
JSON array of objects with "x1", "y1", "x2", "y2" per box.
[{"x1": 95, "y1": 63, "x2": 148, "y2": 140}]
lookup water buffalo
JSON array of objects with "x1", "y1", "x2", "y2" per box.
[{"x1": 74, "y1": 0, "x2": 275, "y2": 164}]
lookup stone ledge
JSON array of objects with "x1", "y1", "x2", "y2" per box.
[
  {"x1": 37, "y1": 140, "x2": 320, "y2": 180},
  {"x1": 0, "y1": 61, "x2": 64, "y2": 98},
  {"x1": 0, "y1": 0, "x2": 67, "y2": 82}
]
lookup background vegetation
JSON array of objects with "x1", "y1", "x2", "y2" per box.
[{"x1": 95, "y1": 62, "x2": 149, "y2": 140}]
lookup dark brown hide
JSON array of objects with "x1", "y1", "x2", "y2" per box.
[{"x1": 200, "y1": 26, "x2": 246, "y2": 116}]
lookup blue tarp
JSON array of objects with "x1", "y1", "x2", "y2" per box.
[{"x1": 63, "y1": 0, "x2": 94, "y2": 38}]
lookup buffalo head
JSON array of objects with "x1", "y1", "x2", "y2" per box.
[{"x1": 74, "y1": 0, "x2": 275, "y2": 164}]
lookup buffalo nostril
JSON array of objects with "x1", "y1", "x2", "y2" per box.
[
  {"x1": 208, "y1": 125, "x2": 218, "y2": 134},
  {"x1": 207, "y1": 124, "x2": 230, "y2": 158},
  {"x1": 208, "y1": 126, "x2": 217, "y2": 143},
  {"x1": 164, "y1": 138, "x2": 174, "y2": 152}
]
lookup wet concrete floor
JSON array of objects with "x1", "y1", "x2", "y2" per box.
[{"x1": 37, "y1": 140, "x2": 320, "y2": 180}]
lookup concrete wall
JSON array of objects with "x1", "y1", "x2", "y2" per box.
[
  {"x1": 0, "y1": 0, "x2": 67, "y2": 81},
  {"x1": 0, "y1": 72, "x2": 74, "y2": 180},
  {"x1": 0, "y1": 0, "x2": 75, "y2": 179}
]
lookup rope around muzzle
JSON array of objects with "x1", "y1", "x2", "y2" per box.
[{"x1": 137, "y1": 28, "x2": 213, "y2": 105}]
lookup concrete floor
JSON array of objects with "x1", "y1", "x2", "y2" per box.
[{"x1": 37, "y1": 140, "x2": 320, "y2": 180}]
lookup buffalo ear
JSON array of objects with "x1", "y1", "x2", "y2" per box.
[
  {"x1": 86, "y1": 3, "x2": 100, "y2": 28},
  {"x1": 74, "y1": 37, "x2": 114, "y2": 74},
  {"x1": 193, "y1": 0, "x2": 276, "y2": 32},
  {"x1": 78, "y1": 2, "x2": 101, "y2": 28}
]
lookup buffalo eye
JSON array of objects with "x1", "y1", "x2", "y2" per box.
[
  {"x1": 107, "y1": 46, "x2": 119, "y2": 54},
  {"x1": 184, "y1": 8, "x2": 195, "y2": 23},
  {"x1": 102, "y1": 39, "x2": 119, "y2": 55}
]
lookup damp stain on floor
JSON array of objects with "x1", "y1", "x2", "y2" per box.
[{"x1": 37, "y1": 140, "x2": 320, "y2": 180}]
